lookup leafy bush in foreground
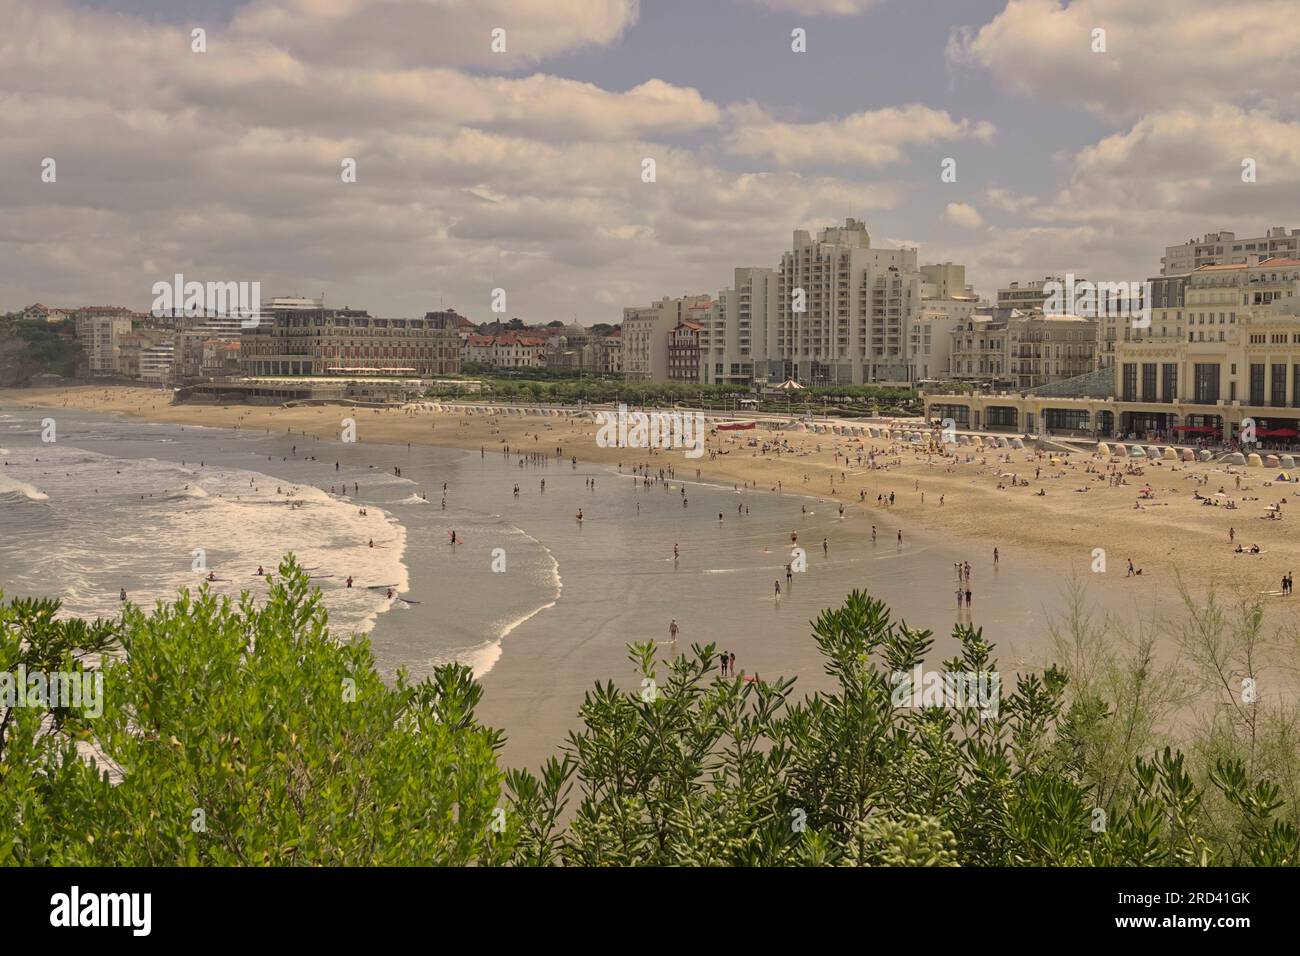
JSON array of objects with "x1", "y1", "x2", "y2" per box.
[{"x1": 2, "y1": 564, "x2": 1296, "y2": 865}]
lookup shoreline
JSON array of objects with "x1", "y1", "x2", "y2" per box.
[
  {"x1": 5, "y1": 384, "x2": 1299, "y2": 770},
  {"x1": 4, "y1": 384, "x2": 1292, "y2": 598}
]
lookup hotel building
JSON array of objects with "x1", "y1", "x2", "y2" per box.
[{"x1": 240, "y1": 303, "x2": 460, "y2": 377}]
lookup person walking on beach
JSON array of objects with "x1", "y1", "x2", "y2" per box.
[
  {"x1": 993, "y1": 547, "x2": 999, "y2": 566},
  {"x1": 872, "y1": 525, "x2": 877, "y2": 542},
  {"x1": 775, "y1": 580, "x2": 781, "y2": 598},
  {"x1": 965, "y1": 587, "x2": 972, "y2": 606},
  {"x1": 1229, "y1": 526, "x2": 1235, "y2": 543},
  {"x1": 822, "y1": 537, "x2": 828, "y2": 556},
  {"x1": 897, "y1": 529, "x2": 903, "y2": 546},
  {"x1": 1127, "y1": 558, "x2": 1135, "y2": 577},
  {"x1": 719, "y1": 651, "x2": 728, "y2": 676},
  {"x1": 786, "y1": 564, "x2": 793, "y2": 585},
  {"x1": 729, "y1": 652, "x2": 736, "y2": 676},
  {"x1": 669, "y1": 618, "x2": 679, "y2": 643}
]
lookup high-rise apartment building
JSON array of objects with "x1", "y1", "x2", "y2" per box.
[{"x1": 776, "y1": 218, "x2": 923, "y2": 385}]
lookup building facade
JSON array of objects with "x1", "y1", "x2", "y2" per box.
[
  {"x1": 240, "y1": 306, "x2": 461, "y2": 377},
  {"x1": 924, "y1": 257, "x2": 1300, "y2": 441},
  {"x1": 667, "y1": 321, "x2": 702, "y2": 383},
  {"x1": 622, "y1": 294, "x2": 711, "y2": 381},
  {"x1": 776, "y1": 219, "x2": 922, "y2": 385}
]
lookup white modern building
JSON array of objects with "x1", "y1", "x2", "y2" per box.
[
  {"x1": 703, "y1": 267, "x2": 779, "y2": 386},
  {"x1": 776, "y1": 218, "x2": 924, "y2": 385}
]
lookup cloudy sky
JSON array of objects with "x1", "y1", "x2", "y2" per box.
[{"x1": 3, "y1": 0, "x2": 1299, "y2": 323}]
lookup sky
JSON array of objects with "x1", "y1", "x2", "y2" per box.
[{"x1": 3, "y1": 0, "x2": 1299, "y2": 323}]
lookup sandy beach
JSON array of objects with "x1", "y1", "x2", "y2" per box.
[
  {"x1": 4, "y1": 385, "x2": 1292, "y2": 595},
  {"x1": 5, "y1": 384, "x2": 1297, "y2": 768}
]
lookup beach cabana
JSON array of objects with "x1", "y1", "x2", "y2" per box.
[
  {"x1": 1145, "y1": 446, "x2": 1161, "y2": 459},
  {"x1": 1266, "y1": 454, "x2": 1280, "y2": 468},
  {"x1": 1226, "y1": 452, "x2": 1247, "y2": 465},
  {"x1": 1162, "y1": 447, "x2": 1178, "y2": 460},
  {"x1": 1247, "y1": 453, "x2": 1263, "y2": 467},
  {"x1": 1097, "y1": 442, "x2": 1111, "y2": 456},
  {"x1": 1283, "y1": 455, "x2": 1297, "y2": 470},
  {"x1": 1114, "y1": 443, "x2": 1129, "y2": 456},
  {"x1": 996, "y1": 437, "x2": 1009, "y2": 448},
  {"x1": 1181, "y1": 448, "x2": 1194, "y2": 461},
  {"x1": 957, "y1": 435, "x2": 970, "y2": 445},
  {"x1": 1198, "y1": 450, "x2": 1213, "y2": 462},
  {"x1": 1010, "y1": 438, "x2": 1025, "y2": 449}
]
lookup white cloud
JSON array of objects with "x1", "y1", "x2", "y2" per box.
[
  {"x1": 945, "y1": 202, "x2": 983, "y2": 229},
  {"x1": 724, "y1": 103, "x2": 994, "y2": 168},
  {"x1": 947, "y1": 0, "x2": 1300, "y2": 121}
]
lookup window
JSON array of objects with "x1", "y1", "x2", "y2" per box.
[
  {"x1": 1194, "y1": 363, "x2": 1220, "y2": 404},
  {"x1": 1141, "y1": 363, "x2": 1158, "y2": 402},
  {"x1": 1162, "y1": 363, "x2": 1177, "y2": 403},
  {"x1": 1250, "y1": 364, "x2": 1266, "y2": 405}
]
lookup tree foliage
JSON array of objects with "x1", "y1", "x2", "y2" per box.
[{"x1": 3, "y1": 573, "x2": 1296, "y2": 866}]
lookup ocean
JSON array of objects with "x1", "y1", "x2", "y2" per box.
[{"x1": 0, "y1": 402, "x2": 1164, "y2": 762}]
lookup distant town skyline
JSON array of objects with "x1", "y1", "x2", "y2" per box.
[{"x1": 4, "y1": 0, "x2": 1300, "y2": 323}]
